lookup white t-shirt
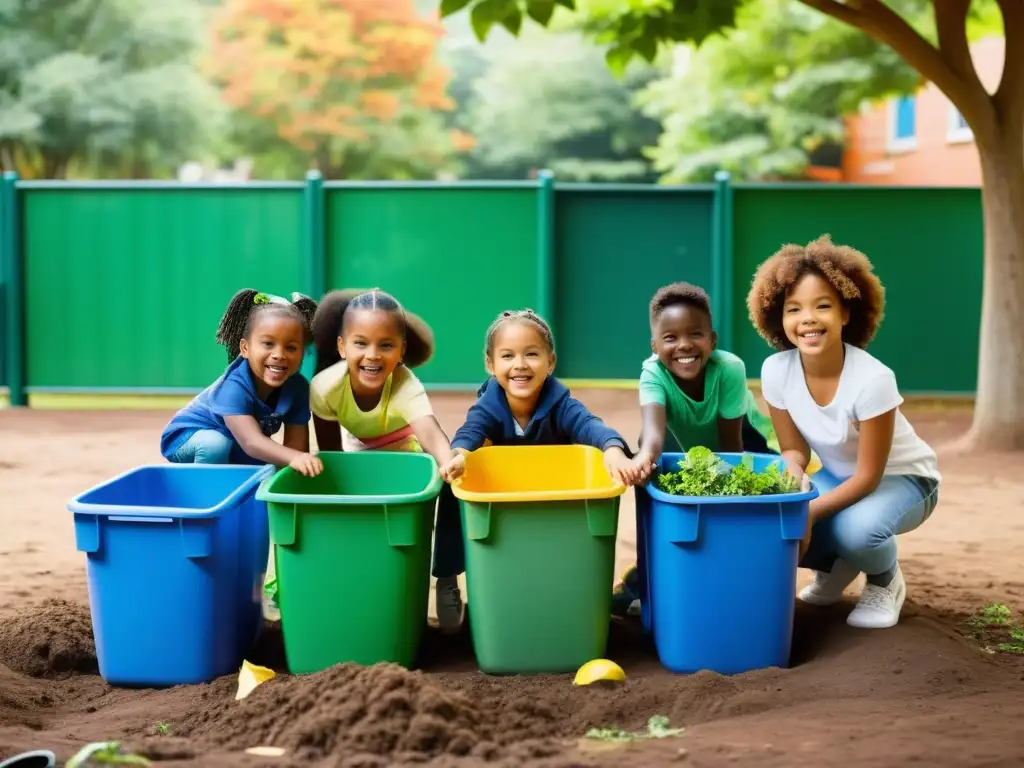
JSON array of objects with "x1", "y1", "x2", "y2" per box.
[{"x1": 760, "y1": 345, "x2": 940, "y2": 483}]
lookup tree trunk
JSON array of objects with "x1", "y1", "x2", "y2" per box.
[{"x1": 968, "y1": 133, "x2": 1024, "y2": 450}]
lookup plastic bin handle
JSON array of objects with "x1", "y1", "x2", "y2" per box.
[
  {"x1": 268, "y1": 503, "x2": 298, "y2": 547},
  {"x1": 383, "y1": 504, "x2": 421, "y2": 548},
  {"x1": 667, "y1": 503, "x2": 701, "y2": 545},
  {"x1": 179, "y1": 519, "x2": 214, "y2": 559},
  {"x1": 464, "y1": 502, "x2": 491, "y2": 542},
  {"x1": 779, "y1": 502, "x2": 809, "y2": 541},
  {"x1": 74, "y1": 514, "x2": 101, "y2": 554}
]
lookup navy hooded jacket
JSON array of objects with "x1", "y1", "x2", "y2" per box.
[{"x1": 450, "y1": 376, "x2": 630, "y2": 454}]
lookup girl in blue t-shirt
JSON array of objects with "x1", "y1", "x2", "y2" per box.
[{"x1": 160, "y1": 299, "x2": 323, "y2": 477}]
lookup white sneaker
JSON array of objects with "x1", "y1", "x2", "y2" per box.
[
  {"x1": 847, "y1": 566, "x2": 906, "y2": 629},
  {"x1": 798, "y1": 558, "x2": 861, "y2": 606},
  {"x1": 435, "y1": 576, "x2": 465, "y2": 634}
]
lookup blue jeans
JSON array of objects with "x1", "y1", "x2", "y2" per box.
[
  {"x1": 168, "y1": 429, "x2": 235, "y2": 464},
  {"x1": 801, "y1": 469, "x2": 940, "y2": 576}
]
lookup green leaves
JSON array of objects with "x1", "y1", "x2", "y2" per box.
[
  {"x1": 440, "y1": 0, "x2": 474, "y2": 17},
  {"x1": 450, "y1": 0, "x2": 577, "y2": 40},
  {"x1": 655, "y1": 448, "x2": 799, "y2": 497},
  {"x1": 527, "y1": 0, "x2": 557, "y2": 26},
  {"x1": 469, "y1": 0, "x2": 524, "y2": 40}
]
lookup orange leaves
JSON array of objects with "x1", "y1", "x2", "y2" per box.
[
  {"x1": 205, "y1": 0, "x2": 457, "y2": 156},
  {"x1": 450, "y1": 129, "x2": 476, "y2": 153},
  {"x1": 360, "y1": 91, "x2": 401, "y2": 121}
]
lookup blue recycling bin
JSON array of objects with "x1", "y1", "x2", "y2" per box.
[
  {"x1": 641, "y1": 452, "x2": 818, "y2": 674},
  {"x1": 69, "y1": 463, "x2": 273, "y2": 686}
]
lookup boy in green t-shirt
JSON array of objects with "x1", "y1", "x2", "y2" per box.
[{"x1": 612, "y1": 282, "x2": 778, "y2": 617}]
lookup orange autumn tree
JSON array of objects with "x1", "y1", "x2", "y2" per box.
[{"x1": 208, "y1": 0, "x2": 473, "y2": 179}]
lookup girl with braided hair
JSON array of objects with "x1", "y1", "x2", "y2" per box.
[{"x1": 160, "y1": 289, "x2": 321, "y2": 476}]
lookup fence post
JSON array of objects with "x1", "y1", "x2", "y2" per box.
[
  {"x1": 711, "y1": 170, "x2": 735, "y2": 352},
  {"x1": 536, "y1": 169, "x2": 555, "y2": 339},
  {"x1": 1, "y1": 171, "x2": 25, "y2": 407},
  {"x1": 303, "y1": 170, "x2": 326, "y2": 300}
]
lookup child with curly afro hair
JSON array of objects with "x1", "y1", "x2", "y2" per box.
[{"x1": 748, "y1": 235, "x2": 941, "y2": 630}]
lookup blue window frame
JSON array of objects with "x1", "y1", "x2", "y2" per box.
[{"x1": 894, "y1": 96, "x2": 916, "y2": 140}]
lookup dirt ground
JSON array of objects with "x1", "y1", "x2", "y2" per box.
[{"x1": 2, "y1": 390, "x2": 1024, "y2": 767}]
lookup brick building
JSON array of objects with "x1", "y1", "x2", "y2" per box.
[{"x1": 838, "y1": 35, "x2": 1004, "y2": 186}]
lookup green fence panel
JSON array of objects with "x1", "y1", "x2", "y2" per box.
[
  {"x1": 0, "y1": 175, "x2": 8, "y2": 391},
  {"x1": 324, "y1": 184, "x2": 538, "y2": 387},
  {"x1": 554, "y1": 186, "x2": 716, "y2": 380},
  {"x1": 23, "y1": 184, "x2": 305, "y2": 390},
  {"x1": 731, "y1": 185, "x2": 983, "y2": 393}
]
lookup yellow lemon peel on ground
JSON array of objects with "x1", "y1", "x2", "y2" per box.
[
  {"x1": 236, "y1": 660, "x2": 276, "y2": 701},
  {"x1": 574, "y1": 659, "x2": 626, "y2": 686}
]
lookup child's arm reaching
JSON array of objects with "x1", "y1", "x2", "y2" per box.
[
  {"x1": 635, "y1": 403, "x2": 667, "y2": 481},
  {"x1": 438, "y1": 398, "x2": 504, "y2": 482},
  {"x1": 410, "y1": 416, "x2": 462, "y2": 482},
  {"x1": 556, "y1": 396, "x2": 644, "y2": 485},
  {"x1": 223, "y1": 415, "x2": 324, "y2": 476}
]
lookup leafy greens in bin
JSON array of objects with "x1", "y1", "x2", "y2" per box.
[{"x1": 655, "y1": 447, "x2": 800, "y2": 497}]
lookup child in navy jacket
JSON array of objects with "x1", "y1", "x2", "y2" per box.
[{"x1": 440, "y1": 309, "x2": 645, "y2": 484}]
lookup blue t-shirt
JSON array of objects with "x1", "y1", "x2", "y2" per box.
[{"x1": 160, "y1": 357, "x2": 311, "y2": 464}]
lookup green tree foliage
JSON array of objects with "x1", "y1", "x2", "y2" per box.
[
  {"x1": 0, "y1": 0, "x2": 225, "y2": 179},
  {"x1": 454, "y1": 28, "x2": 661, "y2": 181},
  {"x1": 441, "y1": 0, "x2": 1024, "y2": 451},
  {"x1": 638, "y1": 0, "x2": 919, "y2": 182}
]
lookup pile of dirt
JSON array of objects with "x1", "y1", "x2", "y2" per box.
[
  {"x1": 175, "y1": 661, "x2": 571, "y2": 766},
  {"x1": 0, "y1": 663, "x2": 54, "y2": 731},
  {"x1": 0, "y1": 598, "x2": 97, "y2": 679},
  {"x1": 2, "y1": 598, "x2": 1024, "y2": 767}
]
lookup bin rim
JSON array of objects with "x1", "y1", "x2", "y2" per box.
[
  {"x1": 67, "y1": 463, "x2": 275, "y2": 519},
  {"x1": 646, "y1": 451, "x2": 819, "y2": 505},
  {"x1": 451, "y1": 444, "x2": 627, "y2": 503},
  {"x1": 256, "y1": 451, "x2": 443, "y2": 505}
]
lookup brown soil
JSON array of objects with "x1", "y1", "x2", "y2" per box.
[{"x1": 1, "y1": 393, "x2": 1024, "y2": 767}]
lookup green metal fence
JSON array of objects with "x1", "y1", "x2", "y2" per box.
[{"x1": 0, "y1": 171, "x2": 983, "y2": 406}]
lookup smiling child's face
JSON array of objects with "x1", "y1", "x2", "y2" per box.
[
  {"x1": 239, "y1": 314, "x2": 305, "y2": 396},
  {"x1": 486, "y1": 320, "x2": 555, "y2": 403},
  {"x1": 339, "y1": 308, "x2": 406, "y2": 394},
  {"x1": 651, "y1": 303, "x2": 716, "y2": 382},
  {"x1": 781, "y1": 271, "x2": 849, "y2": 356}
]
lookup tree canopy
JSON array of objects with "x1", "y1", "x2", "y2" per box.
[
  {"x1": 637, "y1": 0, "x2": 918, "y2": 182},
  {"x1": 441, "y1": 0, "x2": 1024, "y2": 451},
  {"x1": 207, "y1": 0, "x2": 472, "y2": 179},
  {"x1": 452, "y1": 27, "x2": 660, "y2": 181},
  {"x1": 0, "y1": 0, "x2": 225, "y2": 179}
]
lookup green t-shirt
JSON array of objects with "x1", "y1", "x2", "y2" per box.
[{"x1": 639, "y1": 350, "x2": 774, "y2": 452}]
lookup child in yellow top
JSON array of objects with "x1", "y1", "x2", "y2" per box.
[{"x1": 308, "y1": 288, "x2": 465, "y2": 633}]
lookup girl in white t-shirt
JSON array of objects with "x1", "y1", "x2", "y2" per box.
[{"x1": 748, "y1": 235, "x2": 940, "y2": 630}]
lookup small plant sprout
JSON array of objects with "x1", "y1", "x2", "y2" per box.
[
  {"x1": 965, "y1": 603, "x2": 1024, "y2": 655},
  {"x1": 154, "y1": 722, "x2": 170, "y2": 735},
  {"x1": 66, "y1": 741, "x2": 151, "y2": 767},
  {"x1": 585, "y1": 715, "x2": 685, "y2": 743}
]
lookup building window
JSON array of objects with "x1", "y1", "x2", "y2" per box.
[
  {"x1": 947, "y1": 105, "x2": 974, "y2": 144},
  {"x1": 887, "y1": 95, "x2": 917, "y2": 153}
]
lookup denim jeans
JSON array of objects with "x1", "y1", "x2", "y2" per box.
[
  {"x1": 801, "y1": 469, "x2": 940, "y2": 576},
  {"x1": 168, "y1": 429, "x2": 234, "y2": 465}
]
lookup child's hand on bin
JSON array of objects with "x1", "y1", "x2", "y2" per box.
[
  {"x1": 439, "y1": 451, "x2": 466, "y2": 483},
  {"x1": 290, "y1": 452, "x2": 324, "y2": 477},
  {"x1": 603, "y1": 446, "x2": 638, "y2": 485}
]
